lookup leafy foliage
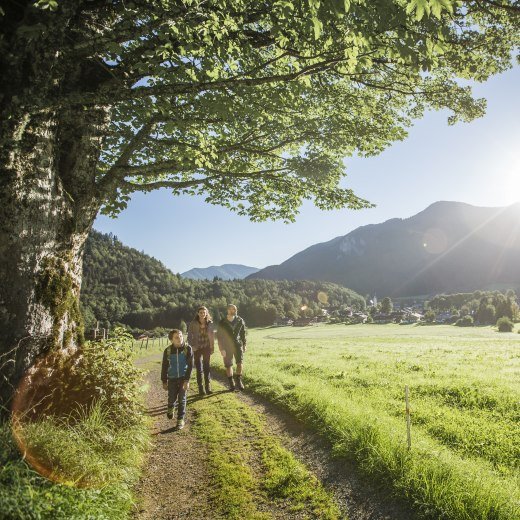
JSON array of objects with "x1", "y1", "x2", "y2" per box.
[
  {"x1": 455, "y1": 315, "x2": 474, "y2": 327},
  {"x1": 428, "y1": 290, "x2": 519, "y2": 324},
  {"x1": 496, "y1": 316, "x2": 514, "y2": 332},
  {"x1": 81, "y1": 231, "x2": 365, "y2": 330},
  {"x1": 14, "y1": 328, "x2": 143, "y2": 427},
  {"x1": 4, "y1": 1, "x2": 518, "y2": 221},
  {"x1": 380, "y1": 296, "x2": 393, "y2": 314}
]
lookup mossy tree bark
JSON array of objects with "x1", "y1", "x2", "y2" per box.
[{"x1": 0, "y1": 3, "x2": 110, "y2": 413}]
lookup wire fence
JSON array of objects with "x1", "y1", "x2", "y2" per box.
[{"x1": 132, "y1": 336, "x2": 169, "y2": 351}]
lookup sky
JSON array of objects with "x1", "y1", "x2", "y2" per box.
[{"x1": 94, "y1": 66, "x2": 520, "y2": 274}]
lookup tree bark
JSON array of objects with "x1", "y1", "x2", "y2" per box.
[
  {"x1": 0, "y1": 2, "x2": 114, "y2": 414},
  {"x1": 0, "y1": 107, "x2": 109, "y2": 414}
]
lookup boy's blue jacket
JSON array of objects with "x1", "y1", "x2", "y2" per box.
[{"x1": 161, "y1": 343, "x2": 193, "y2": 382}]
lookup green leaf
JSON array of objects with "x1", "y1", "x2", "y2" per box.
[{"x1": 312, "y1": 17, "x2": 323, "y2": 40}]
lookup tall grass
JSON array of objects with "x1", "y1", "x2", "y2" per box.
[
  {"x1": 13, "y1": 400, "x2": 150, "y2": 487},
  {"x1": 1, "y1": 329, "x2": 151, "y2": 519},
  {"x1": 230, "y1": 324, "x2": 520, "y2": 520},
  {"x1": 1, "y1": 401, "x2": 150, "y2": 519}
]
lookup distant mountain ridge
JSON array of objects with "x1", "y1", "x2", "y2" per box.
[
  {"x1": 181, "y1": 264, "x2": 259, "y2": 280},
  {"x1": 248, "y1": 201, "x2": 520, "y2": 297}
]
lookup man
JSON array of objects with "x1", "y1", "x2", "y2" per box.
[{"x1": 217, "y1": 304, "x2": 247, "y2": 391}]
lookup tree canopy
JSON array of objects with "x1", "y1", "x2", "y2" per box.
[{"x1": 3, "y1": 0, "x2": 518, "y2": 221}]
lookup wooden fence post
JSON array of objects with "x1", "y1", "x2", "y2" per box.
[{"x1": 405, "y1": 385, "x2": 412, "y2": 450}]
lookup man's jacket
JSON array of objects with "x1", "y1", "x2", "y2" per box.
[
  {"x1": 217, "y1": 316, "x2": 247, "y2": 352},
  {"x1": 161, "y1": 343, "x2": 193, "y2": 382}
]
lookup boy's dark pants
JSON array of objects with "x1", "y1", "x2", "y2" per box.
[
  {"x1": 168, "y1": 378, "x2": 187, "y2": 419},
  {"x1": 194, "y1": 348, "x2": 211, "y2": 388}
]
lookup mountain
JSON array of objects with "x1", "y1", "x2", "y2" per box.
[
  {"x1": 181, "y1": 264, "x2": 259, "y2": 280},
  {"x1": 80, "y1": 231, "x2": 364, "y2": 330},
  {"x1": 248, "y1": 201, "x2": 520, "y2": 297}
]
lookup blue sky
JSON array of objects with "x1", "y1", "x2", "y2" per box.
[{"x1": 94, "y1": 66, "x2": 520, "y2": 274}]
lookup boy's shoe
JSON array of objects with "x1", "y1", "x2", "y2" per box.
[
  {"x1": 177, "y1": 418, "x2": 185, "y2": 430},
  {"x1": 235, "y1": 375, "x2": 245, "y2": 391},
  {"x1": 198, "y1": 385, "x2": 206, "y2": 396},
  {"x1": 228, "y1": 376, "x2": 236, "y2": 391},
  {"x1": 205, "y1": 382, "x2": 212, "y2": 395},
  {"x1": 167, "y1": 407, "x2": 174, "y2": 419}
]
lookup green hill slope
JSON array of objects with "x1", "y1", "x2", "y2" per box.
[{"x1": 80, "y1": 231, "x2": 365, "y2": 330}]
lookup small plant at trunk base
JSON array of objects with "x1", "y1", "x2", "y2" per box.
[{"x1": 496, "y1": 317, "x2": 514, "y2": 332}]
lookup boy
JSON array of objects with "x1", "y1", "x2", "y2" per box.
[{"x1": 161, "y1": 329, "x2": 193, "y2": 429}]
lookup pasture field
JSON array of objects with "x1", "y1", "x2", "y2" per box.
[{"x1": 236, "y1": 324, "x2": 520, "y2": 520}]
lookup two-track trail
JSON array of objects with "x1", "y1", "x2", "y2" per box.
[
  {"x1": 132, "y1": 363, "x2": 215, "y2": 520},
  {"x1": 133, "y1": 354, "x2": 418, "y2": 520}
]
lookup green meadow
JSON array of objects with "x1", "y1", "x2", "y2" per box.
[{"x1": 233, "y1": 324, "x2": 520, "y2": 520}]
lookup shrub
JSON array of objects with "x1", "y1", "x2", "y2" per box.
[
  {"x1": 496, "y1": 316, "x2": 514, "y2": 332},
  {"x1": 455, "y1": 315, "x2": 474, "y2": 327},
  {"x1": 423, "y1": 310, "x2": 436, "y2": 322},
  {"x1": 13, "y1": 328, "x2": 143, "y2": 427}
]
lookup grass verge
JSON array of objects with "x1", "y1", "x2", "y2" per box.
[
  {"x1": 229, "y1": 324, "x2": 520, "y2": 520},
  {"x1": 0, "y1": 401, "x2": 150, "y2": 520}
]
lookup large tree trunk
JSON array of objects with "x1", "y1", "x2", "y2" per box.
[
  {"x1": 0, "y1": 3, "x2": 115, "y2": 414},
  {"x1": 0, "y1": 3, "x2": 111, "y2": 413},
  {"x1": 0, "y1": 107, "x2": 109, "y2": 413}
]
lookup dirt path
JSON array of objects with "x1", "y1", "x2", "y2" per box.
[
  {"x1": 134, "y1": 355, "x2": 418, "y2": 520},
  {"x1": 132, "y1": 367, "x2": 215, "y2": 520}
]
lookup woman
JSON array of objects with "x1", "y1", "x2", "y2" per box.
[{"x1": 187, "y1": 306, "x2": 215, "y2": 395}]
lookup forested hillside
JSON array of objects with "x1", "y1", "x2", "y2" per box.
[{"x1": 81, "y1": 231, "x2": 365, "y2": 330}]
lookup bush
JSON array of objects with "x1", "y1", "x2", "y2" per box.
[
  {"x1": 455, "y1": 315, "x2": 474, "y2": 327},
  {"x1": 1, "y1": 327, "x2": 150, "y2": 519},
  {"x1": 13, "y1": 328, "x2": 143, "y2": 427},
  {"x1": 496, "y1": 316, "x2": 514, "y2": 332}
]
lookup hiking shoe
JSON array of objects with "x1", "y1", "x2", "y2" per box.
[
  {"x1": 198, "y1": 385, "x2": 206, "y2": 396},
  {"x1": 205, "y1": 383, "x2": 212, "y2": 395},
  {"x1": 235, "y1": 375, "x2": 245, "y2": 391},
  {"x1": 177, "y1": 418, "x2": 185, "y2": 430},
  {"x1": 228, "y1": 377, "x2": 236, "y2": 391},
  {"x1": 167, "y1": 407, "x2": 174, "y2": 419}
]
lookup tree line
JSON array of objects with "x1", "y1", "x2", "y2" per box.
[
  {"x1": 81, "y1": 231, "x2": 365, "y2": 331},
  {"x1": 425, "y1": 290, "x2": 519, "y2": 325}
]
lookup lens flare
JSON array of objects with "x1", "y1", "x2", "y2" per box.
[
  {"x1": 422, "y1": 228, "x2": 448, "y2": 255},
  {"x1": 9, "y1": 347, "x2": 98, "y2": 487},
  {"x1": 317, "y1": 291, "x2": 328, "y2": 304}
]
